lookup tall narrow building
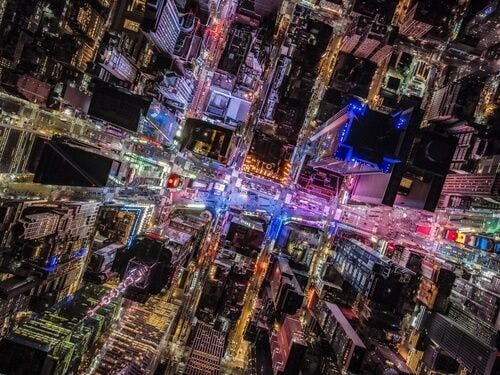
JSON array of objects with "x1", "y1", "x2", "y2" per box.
[{"x1": 143, "y1": 0, "x2": 181, "y2": 56}]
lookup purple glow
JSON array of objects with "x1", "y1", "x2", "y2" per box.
[{"x1": 85, "y1": 263, "x2": 149, "y2": 319}]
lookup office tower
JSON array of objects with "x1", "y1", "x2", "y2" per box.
[
  {"x1": 242, "y1": 131, "x2": 292, "y2": 183},
  {"x1": 349, "y1": 118, "x2": 458, "y2": 212},
  {"x1": 94, "y1": 0, "x2": 153, "y2": 89},
  {"x1": 156, "y1": 71, "x2": 195, "y2": 109},
  {"x1": 442, "y1": 173, "x2": 500, "y2": 197},
  {"x1": 270, "y1": 314, "x2": 307, "y2": 375},
  {"x1": 399, "y1": 0, "x2": 463, "y2": 40},
  {"x1": 174, "y1": 12, "x2": 202, "y2": 60},
  {"x1": 94, "y1": 203, "x2": 154, "y2": 247},
  {"x1": 426, "y1": 73, "x2": 491, "y2": 123},
  {"x1": 0, "y1": 200, "x2": 99, "y2": 336},
  {"x1": 112, "y1": 235, "x2": 174, "y2": 302},
  {"x1": 143, "y1": 0, "x2": 181, "y2": 56},
  {"x1": 377, "y1": 50, "x2": 429, "y2": 111},
  {"x1": 237, "y1": 0, "x2": 283, "y2": 18},
  {"x1": 341, "y1": 0, "x2": 398, "y2": 64},
  {"x1": 269, "y1": 256, "x2": 304, "y2": 315},
  {"x1": 0, "y1": 284, "x2": 122, "y2": 375},
  {"x1": 329, "y1": 53, "x2": 377, "y2": 99},
  {"x1": 0, "y1": 124, "x2": 41, "y2": 174},
  {"x1": 88, "y1": 81, "x2": 152, "y2": 132},
  {"x1": 184, "y1": 322, "x2": 226, "y2": 375},
  {"x1": 308, "y1": 100, "x2": 423, "y2": 175},
  {"x1": 84, "y1": 243, "x2": 124, "y2": 284},
  {"x1": 417, "y1": 260, "x2": 456, "y2": 313},
  {"x1": 0, "y1": 0, "x2": 113, "y2": 85},
  {"x1": 276, "y1": 224, "x2": 320, "y2": 269},
  {"x1": 458, "y1": 0, "x2": 500, "y2": 50},
  {"x1": 95, "y1": 295, "x2": 178, "y2": 374},
  {"x1": 196, "y1": 215, "x2": 261, "y2": 325},
  {"x1": 310, "y1": 299, "x2": 366, "y2": 373},
  {"x1": 330, "y1": 238, "x2": 416, "y2": 341},
  {"x1": 424, "y1": 313, "x2": 497, "y2": 374}
]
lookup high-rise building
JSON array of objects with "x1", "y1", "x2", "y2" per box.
[
  {"x1": 94, "y1": 0, "x2": 153, "y2": 90},
  {"x1": 156, "y1": 71, "x2": 195, "y2": 109},
  {"x1": 0, "y1": 0, "x2": 113, "y2": 85},
  {"x1": 0, "y1": 123, "x2": 41, "y2": 174},
  {"x1": 441, "y1": 173, "x2": 500, "y2": 197},
  {"x1": 341, "y1": 0, "x2": 398, "y2": 64},
  {"x1": 269, "y1": 256, "x2": 304, "y2": 315},
  {"x1": 426, "y1": 73, "x2": 490, "y2": 123},
  {"x1": 270, "y1": 314, "x2": 307, "y2": 375},
  {"x1": 310, "y1": 300, "x2": 366, "y2": 373},
  {"x1": 180, "y1": 118, "x2": 236, "y2": 165},
  {"x1": 307, "y1": 100, "x2": 423, "y2": 175},
  {"x1": 143, "y1": 0, "x2": 181, "y2": 56},
  {"x1": 424, "y1": 313, "x2": 497, "y2": 374},
  {"x1": 331, "y1": 238, "x2": 414, "y2": 307},
  {"x1": 95, "y1": 295, "x2": 178, "y2": 374},
  {"x1": 0, "y1": 200, "x2": 99, "y2": 336},
  {"x1": 416, "y1": 260, "x2": 456, "y2": 313},
  {"x1": 348, "y1": 117, "x2": 458, "y2": 212},
  {"x1": 399, "y1": 0, "x2": 462, "y2": 40},
  {"x1": 174, "y1": 13, "x2": 202, "y2": 60},
  {"x1": 0, "y1": 284, "x2": 122, "y2": 375},
  {"x1": 458, "y1": 0, "x2": 500, "y2": 50},
  {"x1": 184, "y1": 322, "x2": 226, "y2": 375},
  {"x1": 237, "y1": 0, "x2": 283, "y2": 19}
]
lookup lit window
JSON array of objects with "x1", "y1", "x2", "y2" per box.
[
  {"x1": 123, "y1": 19, "x2": 140, "y2": 32},
  {"x1": 127, "y1": 0, "x2": 146, "y2": 12}
]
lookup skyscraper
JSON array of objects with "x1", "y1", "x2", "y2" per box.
[{"x1": 144, "y1": 0, "x2": 181, "y2": 56}]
